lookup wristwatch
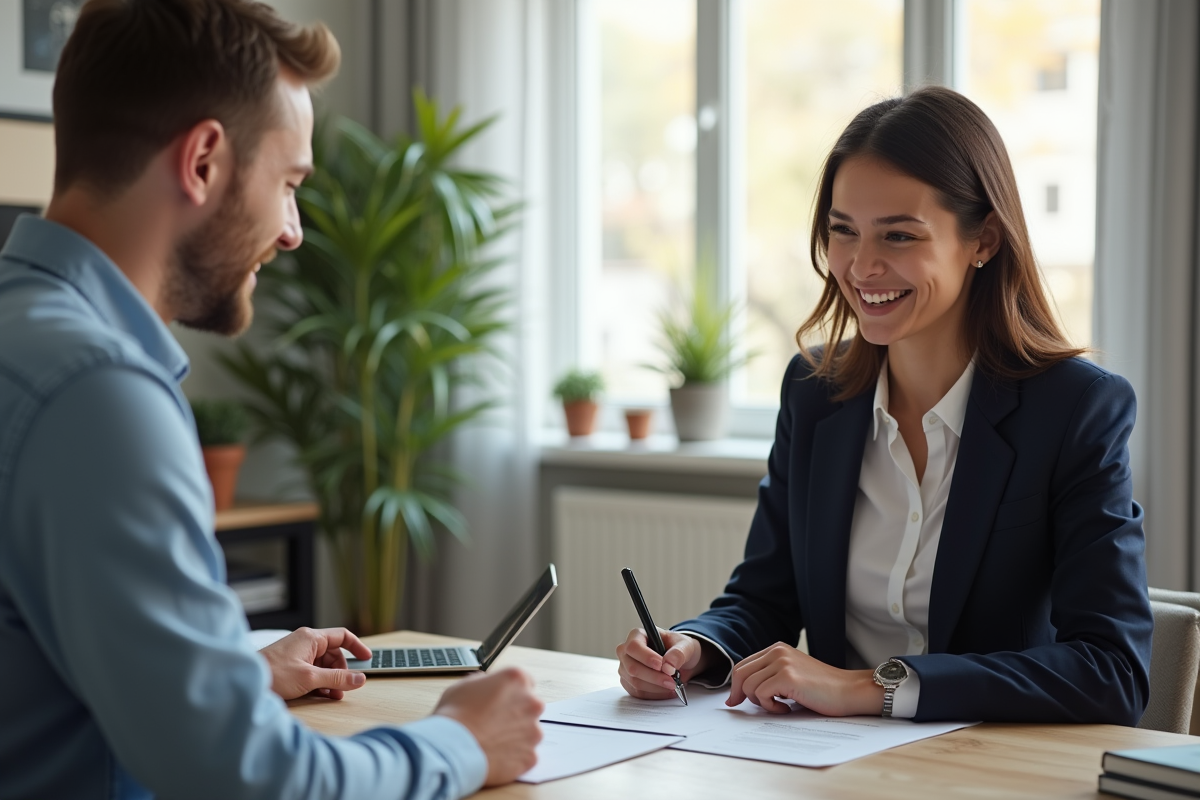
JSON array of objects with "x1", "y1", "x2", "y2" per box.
[{"x1": 872, "y1": 658, "x2": 909, "y2": 718}]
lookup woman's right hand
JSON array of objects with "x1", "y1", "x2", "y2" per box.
[{"x1": 616, "y1": 627, "x2": 706, "y2": 700}]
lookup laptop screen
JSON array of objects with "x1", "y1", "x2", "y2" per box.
[{"x1": 475, "y1": 564, "x2": 557, "y2": 669}]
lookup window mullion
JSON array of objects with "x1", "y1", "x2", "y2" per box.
[
  {"x1": 698, "y1": 0, "x2": 752, "y2": 424},
  {"x1": 695, "y1": 0, "x2": 733, "y2": 306},
  {"x1": 903, "y1": 0, "x2": 959, "y2": 90}
]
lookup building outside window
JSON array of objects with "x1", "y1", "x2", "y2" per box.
[{"x1": 961, "y1": 0, "x2": 1099, "y2": 349}]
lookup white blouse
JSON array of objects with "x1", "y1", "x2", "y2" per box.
[{"x1": 844, "y1": 358, "x2": 974, "y2": 716}]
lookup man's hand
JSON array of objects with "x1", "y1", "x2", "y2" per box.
[
  {"x1": 434, "y1": 668, "x2": 544, "y2": 786},
  {"x1": 258, "y1": 627, "x2": 372, "y2": 701},
  {"x1": 616, "y1": 627, "x2": 707, "y2": 700},
  {"x1": 728, "y1": 643, "x2": 884, "y2": 716}
]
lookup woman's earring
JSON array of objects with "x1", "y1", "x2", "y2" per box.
[{"x1": 974, "y1": 260, "x2": 984, "y2": 269}]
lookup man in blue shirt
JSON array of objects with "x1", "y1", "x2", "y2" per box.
[{"x1": 0, "y1": 1, "x2": 543, "y2": 798}]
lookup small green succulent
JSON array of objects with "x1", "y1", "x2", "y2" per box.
[
  {"x1": 553, "y1": 369, "x2": 605, "y2": 402},
  {"x1": 190, "y1": 399, "x2": 250, "y2": 447}
]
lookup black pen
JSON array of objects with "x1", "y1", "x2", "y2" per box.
[{"x1": 621, "y1": 567, "x2": 687, "y2": 706}]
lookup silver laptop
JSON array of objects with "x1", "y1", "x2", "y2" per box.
[{"x1": 347, "y1": 564, "x2": 557, "y2": 674}]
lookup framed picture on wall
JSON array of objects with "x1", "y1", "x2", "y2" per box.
[{"x1": 0, "y1": 0, "x2": 84, "y2": 122}]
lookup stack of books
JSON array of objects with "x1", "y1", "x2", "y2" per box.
[
  {"x1": 226, "y1": 560, "x2": 288, "y2": 615},
  {"x1": 1100, "y1": 745, "x2": 1200, "y2": 799}
]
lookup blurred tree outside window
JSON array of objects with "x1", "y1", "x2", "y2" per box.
[
  {"x1": 597, "y1": 0, "x2": 695, "y2": 402},
  {"x1": 739, "y1": 0, "x2": 903, "y2": 405}
]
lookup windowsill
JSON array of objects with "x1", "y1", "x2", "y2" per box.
[{"x1": 538, "y1": 429, "x2": 771, "y2": 477}]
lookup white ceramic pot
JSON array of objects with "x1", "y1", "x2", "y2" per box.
[{"x1": 669, "y1": 382, "x2": 728, "y2": 441}]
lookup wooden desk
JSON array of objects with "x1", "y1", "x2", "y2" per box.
[{"x1": 290, "y1": 631, "x2": 1198, "y2": 799}]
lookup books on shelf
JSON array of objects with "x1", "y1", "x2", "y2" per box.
[
  {"x1": 226, "y1": 561, "x2": 287, "y2": 615},
  {"x1": 1100, "y1": 745, "x2": 1200, "y2": 799}
]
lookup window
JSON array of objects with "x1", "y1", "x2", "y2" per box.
[
  {"x1": 596, "y1": 1, "x2": 696, "y2": 401},
  {"x1": 566, "y1": 0, "x2": 1102, "y2": 434}
]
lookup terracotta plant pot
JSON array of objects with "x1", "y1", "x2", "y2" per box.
[
  {"x1": 202, "y1": 444, "x2": 246, "y2": 511},
  {"x1": 563, "y1": 399, "x2": 599, "y2": 437},
  {"x1": 624, "y1": 409, "x2": 654, "y2": 440}
]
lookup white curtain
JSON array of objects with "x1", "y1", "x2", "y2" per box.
[
  {"x1": 1094, "y1": 0, "x2": 1200, "y2": 589},
  {"x1": 375, "y1": 0, "x2": 555, "y2": 643}
]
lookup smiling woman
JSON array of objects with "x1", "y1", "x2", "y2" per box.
[
  {"x1": 799, "y1": 86, "x2": 1083, "y2": 403},
  {"x1": 615, "y1": 85, "x2": 1152, "y2": 728}
]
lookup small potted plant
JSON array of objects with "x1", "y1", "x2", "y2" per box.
[
  {"x1": 553, "y1": 369, "x2": 605, "y2": 437},
  {"x1": 624, "y1": 408, "x2": 654, "y2": 440},
  {"x1": 190, "y1": 398, "x2": 250, "y2": 511},
  {"x1": 649, "y1": 271, "x2": 755, "y2": 441}
]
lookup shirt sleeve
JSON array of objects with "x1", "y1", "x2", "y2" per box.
[
  {"x1": 673, "y1": 630, "x2": 736, "y2": 688},
  {"x1": 5, "y1": 366, "x2": 486, "y2": 800},
  {"x1": 890, "y1": 661, "x2": 921, "y2": 719}
]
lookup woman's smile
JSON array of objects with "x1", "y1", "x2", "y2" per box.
[{"x1": 855, "y1": 287, "x2": 914, "y2": 315}]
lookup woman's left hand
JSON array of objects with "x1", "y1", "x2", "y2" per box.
[{"x1": 728, "y1": 643, "x2": 885, "y2": 716}]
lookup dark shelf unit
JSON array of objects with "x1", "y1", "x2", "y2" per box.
[{"x1": 215, "y1": 503, "x2": 316, "y2": 630}]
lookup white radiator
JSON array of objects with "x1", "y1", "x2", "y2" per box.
[{"x1": 552, "y1": 486, "x2": 757, "y2": 658}]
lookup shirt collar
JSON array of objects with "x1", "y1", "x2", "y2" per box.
[
  {"x1": 0, "y1": 215, "x2": 190, "y2": 382},
  {"x1": 871, "y1": 355, "x2": 976, "y2": 440}
]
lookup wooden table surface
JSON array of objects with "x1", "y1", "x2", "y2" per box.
[
  {"x1": 214, "y1": 501, "x2": 319, "y2": 531},
  {"x1": 289, "y1": 631, "x2": 1197, "y2": 799}
]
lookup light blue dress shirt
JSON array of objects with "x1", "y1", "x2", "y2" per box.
[{"x1": 0, "y1": 216, "x2": 487, "y2": 800}]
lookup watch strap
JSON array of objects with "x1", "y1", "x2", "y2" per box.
[{"x1": 882, "y1": 686, "x2": 896, "y2": 718}]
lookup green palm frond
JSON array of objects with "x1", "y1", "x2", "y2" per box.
[{"x1": 220, "y1": 90, "x2": 514, "y2": 632}]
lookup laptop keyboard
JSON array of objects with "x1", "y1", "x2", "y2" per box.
[{"x1": 369, "y1": 647, "x2": 464, "y2": 669}]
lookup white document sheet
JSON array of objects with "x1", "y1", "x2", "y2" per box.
[
  {"x1": 517, "y1": 723, "x2": 683, "y2": 783},
  {"x1": 671, "y1": 706, "x2": 977, "y2": 767},
  {"x1": 539, "y1": 685, "x2": 727, "y2": 736},
  {"x1": 541, "y1": 687, "x2": 977, "y2": 768}
]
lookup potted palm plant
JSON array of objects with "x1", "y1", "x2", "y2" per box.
[
  {"x1": 220, "y1": 91, "x2": 515, "y2": 634},
  {"x1": 553, "y1": 369, "x2": 604, "y2": 437},
  {"x1": 650, "y1": 268, "x2": 755, "y2": 441},
  {"x1": 190, "y1": 398, "x2": 250, "y2": 511}
]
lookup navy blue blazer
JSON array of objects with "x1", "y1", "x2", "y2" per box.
[{"x1": 676, "y1": 355, "x2": 1153, "y2": 724}]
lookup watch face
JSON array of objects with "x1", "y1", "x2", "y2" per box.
[{"x1": 876, "y1": 660, "x2": 908, "y2": 684}]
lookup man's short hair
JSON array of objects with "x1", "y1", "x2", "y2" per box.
[{"x1": 53, "y1": 0, "x2": 340, "y2": 195}]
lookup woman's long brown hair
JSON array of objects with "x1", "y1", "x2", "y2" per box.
[{"x1": 797, "y1": 86, "x2": 1085, "y2": 401}]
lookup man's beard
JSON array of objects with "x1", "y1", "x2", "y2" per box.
[{"x1": 169, "y1": 177, "x2": 269, "y2": 336}]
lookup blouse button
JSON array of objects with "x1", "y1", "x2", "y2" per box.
[
  {"x1": 891, "y1": 603, "x2": 900, "y2": 614},
  {"x1": 927, "y1": 414, "x2": 937, "y2": 425},
  {"x1": 911, "y1": 511, "x2": 920, "y2": 522}
]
